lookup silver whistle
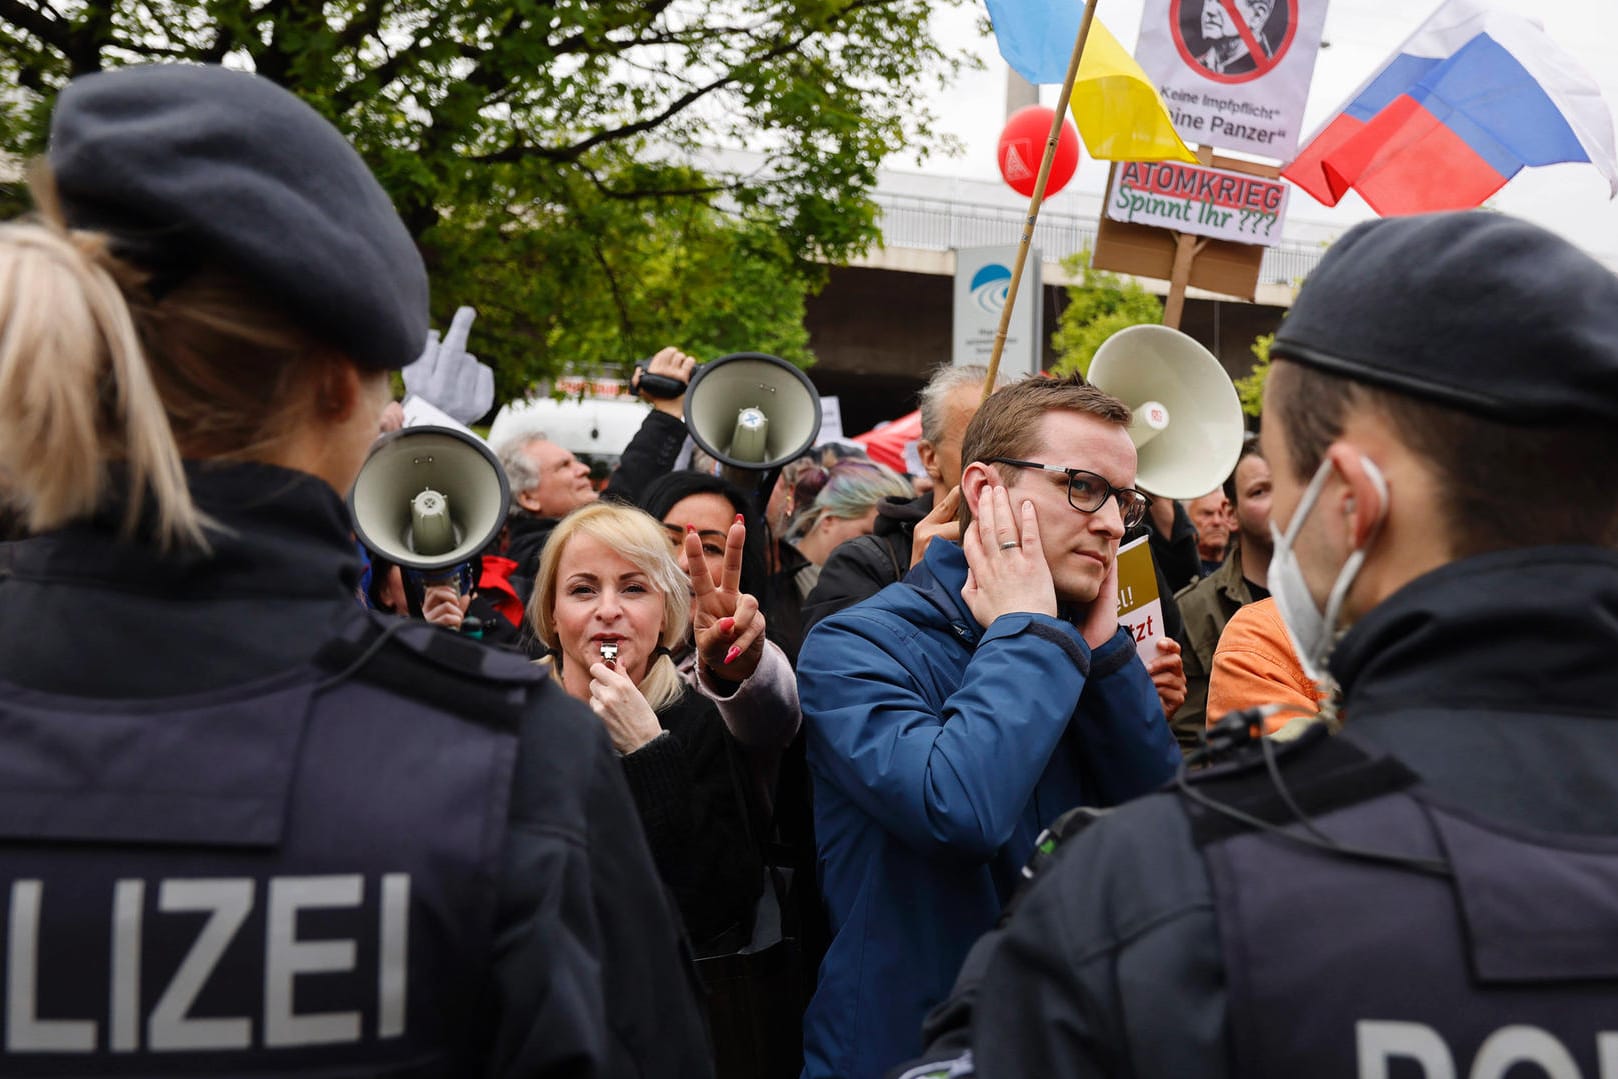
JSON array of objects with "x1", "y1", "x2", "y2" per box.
[{"x1": 599, "y1": 640, "x2": 619, "y2": 664}]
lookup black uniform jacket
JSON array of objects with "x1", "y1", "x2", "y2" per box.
[
  {"x1": 900, "y1": 546, "x2": 1618, "y2": 1078},
  {"x1": 0, "y1": 462, "x2": 712, "y2": 1079}
]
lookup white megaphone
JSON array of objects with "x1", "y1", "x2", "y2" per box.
[
  {"x1": 349, "y1": 426, "x2": 511, "y2": 576},
  {"x1": 684, "y1": 352, "x2": 823, "y2": 472},
  {"x1": 1087, "y1": 324, "x2": 1246, "y2": 501}
]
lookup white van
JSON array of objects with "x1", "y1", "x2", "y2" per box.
[{"x1": 485, "y1": 393, "x2": 656, "y2": 474}]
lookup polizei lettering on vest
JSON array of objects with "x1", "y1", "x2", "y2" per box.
[
  {"x1": 3, "y1": 874, "x2": 410, "y2": 1054},
  {"x1": 1358, "y1": 1020, "x2": 1618, "y2": 1079}
]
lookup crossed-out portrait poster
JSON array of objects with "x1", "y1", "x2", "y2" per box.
[{"x1": 1135, "y1": 0, "x2": 1330, "y2": 160}]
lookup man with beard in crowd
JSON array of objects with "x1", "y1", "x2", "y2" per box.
[{"x1": 1173, "y1": 440, "x2": 1273, "y2": 742}]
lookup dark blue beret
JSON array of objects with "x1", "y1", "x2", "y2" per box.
[
  {"x1": 1272, "y1": 212, "x2": 1618, "y2": 425},
  {"x1": 48, "y1": 63, "x2": 428, "y2": 371}
]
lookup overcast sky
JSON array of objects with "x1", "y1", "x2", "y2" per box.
[{"x1": 904, "y1": 0, "x2": 1618, "y2": 266}]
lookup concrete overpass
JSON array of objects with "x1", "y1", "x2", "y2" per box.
[{"x1": 803, "y1": 169, "x2": 1329, "y2": 437}]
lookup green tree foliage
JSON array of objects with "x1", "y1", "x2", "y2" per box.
[
  {"x1": 0, "y1": 0, "x2": 966, "y2": 399},
  {"x1": 1232, "y1": 331, "x2": 1273, "y2": 418},
  {"x1": 1050, "y1": 248, "x2": 1164, "y2": 378}
]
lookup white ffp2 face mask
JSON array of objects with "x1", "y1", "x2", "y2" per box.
[{"x1": 1267, "y1": 456, "x2": 1388, "y2": 683}]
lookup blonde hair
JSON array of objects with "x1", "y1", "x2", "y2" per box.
[
  {"x1": 529, "y1": 501, "x2": 692, "y2": 713},
  {"x1": 0, "y1": 164, "x2": 333, "y2": 549}
]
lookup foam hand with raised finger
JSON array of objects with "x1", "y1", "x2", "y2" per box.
[{"x1": 402, "y1": 306, "x2": 495, "y2": 424}]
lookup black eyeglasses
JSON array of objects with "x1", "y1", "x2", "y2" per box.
[{"x1": 986, "y1": 458, "x2": 1152, "y2": 529}]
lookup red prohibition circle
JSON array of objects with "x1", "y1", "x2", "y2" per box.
[{"x1": 1170, "y1": 0, "x2": 1298, "y2": 85}]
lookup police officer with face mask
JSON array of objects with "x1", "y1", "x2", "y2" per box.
[
  {"x1": 893, "y1": 211, "x2": 1618, "y2": 1079},
  {"x1": 0, "y1": 66, "x2": 710, "y2": 1077}
]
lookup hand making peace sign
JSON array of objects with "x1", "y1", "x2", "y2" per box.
[{"x1": 684, "y1": 514, "x2": 767, "y2": 682}]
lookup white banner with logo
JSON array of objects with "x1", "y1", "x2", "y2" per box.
[
  {"x1": 1135, "y1": 0, "x2": 1329, "y2": 159},
  {"x1": 952, "y1": 246, "x2": 1042, "y2": 377},
  {"x1": 1106, "y1": 160, "x2": 1290, "y2": 246}
]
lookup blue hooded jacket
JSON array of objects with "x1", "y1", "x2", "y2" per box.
[{"x1": 798, "y1": 539, "x2": 1180, "y2": 1079}]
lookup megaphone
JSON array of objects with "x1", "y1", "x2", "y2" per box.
[
  {"x1": 1087, "y1": 325, "x2": 1246, "y2": 501},
  {"x1": 349, "y1": 425, "x2": 511, "y2": 576},
  {"x1": 684, "y1": 352, "x2": 823, "y2": 472}
]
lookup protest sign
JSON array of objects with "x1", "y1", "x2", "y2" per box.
[
  {"x1": 1135, "y1": 0, "x2": 1329, "y2": 159},
  {"x1": 1115, "y1": 535, "x2": 1166, "y2": 662},
  {"x1": 1106, "y1": 159, "x2": 1290, "y2": 246}
]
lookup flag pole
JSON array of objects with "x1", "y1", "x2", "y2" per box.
[
  {"x1": 982, "y1": 0, "x2": 1101, "y2": 405},
  {"x1": 1164, "y1": 143, "x2": 1215, "y2": 329}
]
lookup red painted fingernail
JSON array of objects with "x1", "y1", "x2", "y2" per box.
[
  {"x1": 718, "y1": 617, "x2": 735, "y2": 633},
  {"x1": 724, "y1": 645, "x2": 742, "y2": 665},
  {"x1": 734, "y1": 513, "x2": 744, "y2": 524},
  {"x1": 686, "y1": 524, "x2": 696, "y2": 533}
]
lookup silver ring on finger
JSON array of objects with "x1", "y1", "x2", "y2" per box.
[{"x1": 999, "y1": 541, "x2": 1020, "y2": 550}]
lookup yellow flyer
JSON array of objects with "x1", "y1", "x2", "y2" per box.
[{"x1": 1114, "y1": 535, "x2": 1164, "y2": 662}]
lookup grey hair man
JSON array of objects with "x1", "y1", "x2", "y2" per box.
[
  {"x1": 801, "y1": 363, "x2": 1010, "y2": 632},
  {"x1": 498, "y1": 347, "x2": 696, "y2": 590}
]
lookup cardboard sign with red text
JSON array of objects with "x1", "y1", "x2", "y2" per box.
[{"x1": 1106, "y1": 159, "x2": 1290, "y2": 246}]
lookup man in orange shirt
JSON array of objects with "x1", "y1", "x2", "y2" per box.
[
  {"x1": 1171, "y1": 442, "x2": 1274, "y2": 743},
  {"x1": 1205, "y1": 597, "x2": 1324, "y2": 734}
]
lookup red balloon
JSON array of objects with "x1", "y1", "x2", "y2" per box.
[{"x1": 997, "y1": 105, "x2": 1081, "y2": 197}]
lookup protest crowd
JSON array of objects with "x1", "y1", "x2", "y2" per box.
[{"x1": 4, "y1": 57, "x2": 1618, "y2": 1079}]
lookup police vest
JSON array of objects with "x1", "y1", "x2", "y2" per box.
[
  {"x1": 1189, "y1": 730, "x2": 1618, "y2": 1079},
  {"x1": 0, "y1": 611, "x2": 526, "y2": 1076}
]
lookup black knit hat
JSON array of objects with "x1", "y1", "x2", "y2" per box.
[
  {"x1": 48, "y1": 63, "x2": 428, "y2": 371},
  {"x1": 1271, "y1": 211, "x2": 1618, "y2": 425}
]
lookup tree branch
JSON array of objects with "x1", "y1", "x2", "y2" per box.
[
  {"x1": 587, "y1": 175, "x2": 744, "y2": 201},
  {"x1": 105, "y1": 34, "x2": 198, "y2": 59},
  {"x1": 200, "y1": 0, "x2": 253, "y2": 62},
  {"x1": 589, "y1": 234, "x2": 636, "y2": 344},
  {"x1": 328, "y1": 2, "x2": 455, "y2": 113},
  {"x1": 0, "y1": 0, "x2": 70, "y2": 52},
  {"x1": 240, "y1": 0, "x2": 305, "y2": 84},
  {"x1": 334, "y1": 0, "x2": 388, "y2": 51},
  {"x1": 327, "y1": 0, "x2": 674, "y2": 114},
  {"x1": 65, "y1": 2, "x2": 115, "y2": 75},
  {"x1": 474, "y1": 0, "x2": 890, "y2": 165},
  {"x1": 546, "y1": 0, "x2": 678, "y2": 58},
  {"x1": 473, "y1": 66, "x2": 735, "y2": 165}
]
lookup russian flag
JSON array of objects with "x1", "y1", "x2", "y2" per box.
[{"x1": 1284, "y1": 0, "x2": 1617, "y2": 216}]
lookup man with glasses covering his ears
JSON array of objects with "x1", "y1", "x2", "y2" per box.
[{"x1": 795, "y1": 375, "x2": 1181, "y2": 1079}]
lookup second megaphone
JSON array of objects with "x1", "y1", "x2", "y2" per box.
[
  {"x1": 349, "y1": 425, "x2": 510, "y2": 575},
  {"x1": 1087, "y1": 324, "x2": 1246, "y2": 502},
  {"x1": 684, "y1": 352, "x2": 822, "y2": 471}
]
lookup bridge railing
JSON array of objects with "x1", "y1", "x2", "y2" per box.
[{"x1": 871, "y1": 192, "x2": 1323, "y2": 287}]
